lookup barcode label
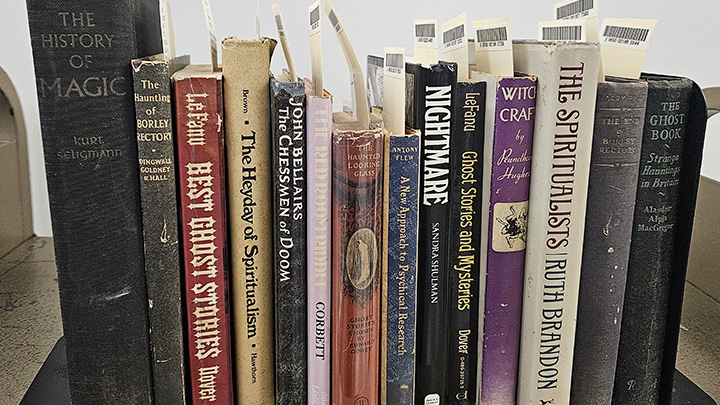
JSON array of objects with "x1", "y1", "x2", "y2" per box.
[
  {"x1": 310, "y1": 6, "x2": 320, "y2": 27},
  {"x1": 384, "y1": 49, "x2": 405, "y2": 79},
  {"x1": 328, "y1": 9, "x2": 341, "y2": 33},
  {"x1": 416, "y1": 23, "x2": 435, "y2": 39},
  {"x1": 275, "y1": 14, "x2": 285, "y2": 33},
  {"x1": 473, "y1": 18, "x2": 512, "y2": 52},
  {"x1": 555, "y1": 0, "x2": 594, "y2": 19},
  {"x1": 414, "y1": 20, "x2": 437, "y2": 48},
  {"x1": 603, "y1": 25, "x2": 649, "y2": 42},
  {"x1": 542, "y1": 25, "x2": 583, "y2": 41},
  {"x1": 477, "y1": 26, "x2": 508, "y2": 42},
  {"x1": 443, "y1": 24, "x2": 465, "y2": 48},
  {"x1": 386, "y1": 54, "x2": 403, "y2": 69},
  {"x1": 538, "y1": 20, "x2": 587, "y2": 43},
  {"x1": 600, "y1": 19, "x2": 657, "y2": 51}
]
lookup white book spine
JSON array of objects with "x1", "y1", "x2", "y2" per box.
[{"x1": 512, "y1": 41, "x2": 600, "y2": 405}]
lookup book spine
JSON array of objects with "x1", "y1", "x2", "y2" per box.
[
  {"x1": 222, "y1": 38, "x2": 276, "y2": 404},
  {"x1": 307, "y1": 95, "x2": 333, "y2": 405},
  {"x1": 271, "y1": 79, "x2": 307, "y2": 405},
  {"x1": 331, "y1": 128, "x2": 384, "y2": 405},
  {"x1": 513, "y1": 42, "x2": 600, "y2": 405},
  {"x1": 613, "y1": 78, "x2": 693, "y2": 405},
  {"x1": 174, "y1": 74, "x2": 233, "y2": 405},
  {"x1": 480, "y1": 76, "x2": 536, "y2": 405},
  {"x1": 382, "y1": 132, "x2": 421, "y2": 405},
  {"x1": 132, "y1": 57, "x2": 189, "y2": 405},
  {"x1": 447, "y1": 82, "x2": 486, "y2": 405},
  {"x1": 570, "y1": 81, "x2": 647, "y2": 405},
  {"x1": 414, "y1": 62, "x2": 457, "y2": 405},
  {"x1": 26, "y1": 2, "x2": 161, "y2": 403}
]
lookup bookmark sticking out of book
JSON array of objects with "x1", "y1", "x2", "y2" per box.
[
  {"x1": 367, "y1": 55, "x2": 384, "y2": 109},
  {"x1": 158, "y1": 0, "x2": 175, "y2": 60},
  {"x1": 600, "y1": 18, "x2": 658, "y2": 79},
  {"x1": 200, "y1": 0, "x2": 218, "y2": 71},
  {"x1": 414, "y1": 19, "x2": 438, "y2": 67},
  {"x1": 256, "y1": 0, "x2": 261, "y2": 39},
  {"x1": 553, "y1": 0, "x2": 603, "y2": 80},
  {"x1": 441, "y1": 13, "x2": 469, "y2": 80},
  {"x1": 273, "y1": 2, "x2": 298, "y2": 81},
  {"x1": 473, "y1": 17, "x2": 513, "y2": 77},
  {"x1": 324, "y1": 0, "x2": 370, "y2": 128},
  {"x1": 382, "y1": 47, "x2": 405, "y2": 135},
  {"x1": 308, "y1": 1, "x2": 324, "y2": 96}
]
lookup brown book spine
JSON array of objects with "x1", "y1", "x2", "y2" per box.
[
  {"x1": 221, "y1": 37, "x2": 277, "y2": 404},
  {"x1": 173, "y1": 68, "x2": 233, "y2": 405},
  {"x1": 331, "y1": 128, "x2": 384, "y2": 405}
]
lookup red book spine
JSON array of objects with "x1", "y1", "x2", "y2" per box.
[
  {"x1": 174, "y1": 73, "x2": 233, "y2": 404},
  {"x1": 332, "y1": 128, "x2": 384, "y2": 405}
]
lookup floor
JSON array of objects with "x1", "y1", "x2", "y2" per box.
[{"x1": 0, "y1": 237, "x2": 718, "y2": 404}]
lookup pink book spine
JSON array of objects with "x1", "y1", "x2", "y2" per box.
[{"x1": 306, "y1": 94, "x2": 333, "y2": 405}]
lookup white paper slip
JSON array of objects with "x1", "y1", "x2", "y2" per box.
[
  {"x1": 441, "y1": 12, "x2": 469, "y2": 80},
  {"x1": 273, "y1": 2, "x2": 297, "y2": 81},
  {"x1": 366, "y1": 55, "x2": 384, "y2": 109},
  {"x1": 473, "y1": 17, "x2": 513, "y2": 76},
  {"x1": 600, "y1": 18, "x2": 658, "y2": 79},
  {"x1": 538, "y1": 19, "x2": 588, "y2": 42},
  {"x1": 201, "y1": 0, "x2": 218, "y2": 71},
  {"x1": 414, "y1": 19, "x2": 438, "y2": 67},
  {"x1": 383, "y1": 47, "x2": 405, "y2": 135},
  {"x1": 158, "y1": 0, "x2": 174, "y2": 60},
  {"x1": 308, "y1": 1, "x2": 323, "y2": 96},
  {"x1": 554, "y1": 0, "x2": 598, "y2": 20},
  {"x1": 325, "y1": 0, "x2": 370, "y2": 128}
]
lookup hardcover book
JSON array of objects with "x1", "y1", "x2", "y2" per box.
[
  {"x1": 222, "y1": 37, "x2": 277, "y2": 404},
  {"x1": 132, "y1": 54, "x2": 190, "y2": 405},
  {"x1": 472, "y1": 72, "x2": 537, "y2": 405},
  {"x1": 331, "y1": 115, "x2": 384, "y2": 405},
  {"x1": 405, "y1": 61, "x2": 457, "y2": 405},
  {"x1": 447, "y1": 80, "x2": 486, "y2": 405},
  {"x1": 512, "y1": 40, "x2": 600, "y2": 405},
  {"x1": 570, "y1": 79, "x2": 648, "y2": 405},
  {"x1": 306, "y1": 90, "x2": 333, "y2": 405},
  {"x1": 381, "y1": 130, "x2": 421, "y2": 405},
  {"x1": 26, "y1": 1, "x2": 161, "y2": 402},
  {"x1": 613, "y1": 75, "x2": 707, "y2": 405},
  {"x1": 172, "y1": 64, "x2": 233, "y2": 405},
  {"x1": 270, "y1": 76, "x2": 307, "y2": 405}
]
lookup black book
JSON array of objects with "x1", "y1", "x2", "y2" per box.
[
  {"x1": 613, "y1": 75, "x2": 707, "y2": 405},
  {"x1": 270, "y1": 77, "x2": 308, "y2": 404},
  {"x1": 571, "y1": 79, "x2": 648, "y2": 405},
  {"x1": 406, "y1": 61, "x2": 457, "y2": 405},
  {"x1": 26, "y1": 1, "x2": 162, "y2": 403},
  {"x1": 447, "y1": 81, "x2": 485, "y2": 405},
  {"x1": 132, "y1": 54, "x2": 190, "y2": 405}
]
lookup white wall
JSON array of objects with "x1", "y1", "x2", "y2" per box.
[{"x1": 2, "y1": 0, "x2": 719, "y2": 237}]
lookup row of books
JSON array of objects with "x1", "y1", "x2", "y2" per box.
[{"x1": 25, "y1": 0, "x2": 707, "y2": 405}]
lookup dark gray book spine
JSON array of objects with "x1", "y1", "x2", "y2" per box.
[
  {"x1": 25, "y1": 1, "x2": 162, "y2": 403},
  {"x1": 271, "y1": 78, "x2": 308, "y2": 404},
  {"x1": 408, "y1": 61, "x2": 457, "y2": 405},
  {"x1": 447, "y1": 81, "x2": 485, "y2": 405},
  {"x1": 613, "y1": 77, "x2": 693, "y2": 405},
  {"x1": 659, "y1": 80, "x2": 707, "y2": 404},
  {"x1": 570, "y1": 81, "x2": 647, "y2": 405},
  {"x1": 132, "y1": 55, "x2": 190, "y2": 405}
]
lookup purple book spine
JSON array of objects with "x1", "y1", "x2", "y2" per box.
[
  {"x1": 481, "y1": 77, "x2": 536, "y2": 404},
  {"x1": 306, "y1": 94, "x2": 332, "y2": 405}
]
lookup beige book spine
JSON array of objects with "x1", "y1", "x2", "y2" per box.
[{"x1": 222, "y1": 37, "x2": 276, "y2": 405}]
